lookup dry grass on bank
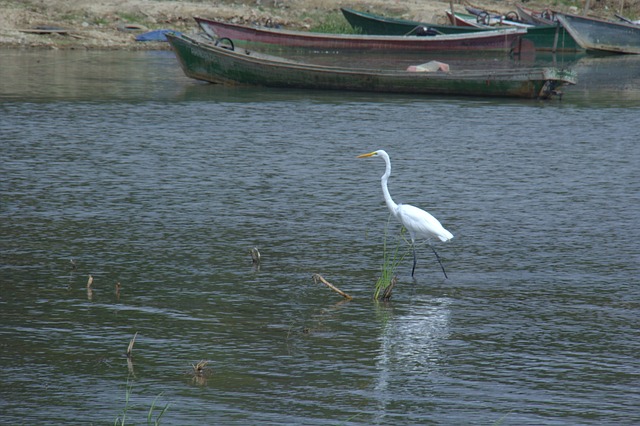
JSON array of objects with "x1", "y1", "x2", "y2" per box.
[{"x1": 0, "y1": 0, "x2": 638, "y2": 49}]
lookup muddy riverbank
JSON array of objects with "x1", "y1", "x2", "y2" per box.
[{"x1": 1, "y1": 0, "x2": 632, "y2": 50}]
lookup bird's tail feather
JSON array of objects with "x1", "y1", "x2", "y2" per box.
[{"x1": 438, "y1": 230, "x2": 454, "y2": 242}]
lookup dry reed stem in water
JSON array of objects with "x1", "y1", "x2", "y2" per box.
[
  {"x1": 127, "y1": 332, "x2": 138, "y2": 357},
  {"x1": 312, "y1": 274, "x2": 352, "y2": 300},
  {"x1": 250, "y1": 247, "x2": 261, "y2": 265},
  {"x1": 192, "y1": 360, "x2": 209, "y2": 376}
]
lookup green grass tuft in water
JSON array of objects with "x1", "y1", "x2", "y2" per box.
[
  {"x1": 114, "y1": 376, "x2": 170, "y2": 426},
  {"x1": 374, "y1": 216, "x2": 407, "y2": 300}
]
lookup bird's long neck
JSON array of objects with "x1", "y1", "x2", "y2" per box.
[{"x1": 381, "y1": 157, "x2": 399, "y2": 216}]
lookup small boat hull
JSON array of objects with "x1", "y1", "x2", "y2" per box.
[
  {"x1": 342, "y1": 8, "x2": 581, "y2": 52},
  {"x1": 516, "y1": 4, "x2": 556, "y2": 26},
  {"x1": 556, "y1": 12, "x2": 640, "y2": 54},
  {"x1": 167, "y1": 33, "x2": 576, "y2": 99},
  {"x1": 194, "y1": 17, "x2": 526, "y2": 53},
  {"x1": 340, "y1": 7, "x2": 490, "y2": 36}
]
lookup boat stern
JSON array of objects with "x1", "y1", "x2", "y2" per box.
[{"x1": 539, "y1": 67, "x2": 578, "y2": 99}]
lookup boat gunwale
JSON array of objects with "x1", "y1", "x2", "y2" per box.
[{"x1": 557, "y1": 11, "x2": 640, "y2": 29}]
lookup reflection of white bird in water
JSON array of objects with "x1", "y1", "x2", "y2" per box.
[{"x1": 357, "y1": 149, "x2": 453, "y2": 278}]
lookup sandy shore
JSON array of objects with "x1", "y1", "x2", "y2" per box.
[
  {"x1": 0, "y1": 0, "x2": 630, "y2": 50},
  {"x1": 0, "y1": 0, "x2": 455, "y2": 50}
]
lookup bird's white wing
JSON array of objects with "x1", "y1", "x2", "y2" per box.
[{"x1": 397, "y1": 203, "x2": 453, "y2": 242}]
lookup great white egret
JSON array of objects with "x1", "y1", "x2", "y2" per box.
[{"x1": 357, "y1": 149, "x2": 453, "y2": 278}]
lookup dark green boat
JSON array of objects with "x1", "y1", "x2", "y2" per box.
[
  {"x1": 167, "y1": 33, "x2": 576, "y2": 100},
  {"x1": 341, "y1": 7, "x2": 583, "y2": 53},
  {"x1": 557, "y1": 12, "x2": 640, "y2": 54}
]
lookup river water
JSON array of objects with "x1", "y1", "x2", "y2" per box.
[{"x1": 1, "y1": 49, "x2": 639, "y2": 425}]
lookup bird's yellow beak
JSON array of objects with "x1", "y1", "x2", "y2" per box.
[{"x1": 357, "y1": 152, "x2": 376, "y2": 158}]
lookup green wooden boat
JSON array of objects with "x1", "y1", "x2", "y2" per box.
[
  {"x1": 340, "y1": 7, "x2": 484, "y2": 36},
  {"x1": 167, "y1": 33, "x2": 576, "y2": 99},
  {"x1": 556, "y1": 12, "x2": 640, "y2": 54},
  {"x1": 341, "y1": 7, "x2": 583, "y2": 53}
]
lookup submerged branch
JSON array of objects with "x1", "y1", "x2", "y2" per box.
[
  {"x1": 312, "y1": 274, "x2": 353, "y2": 300},
  {"x1": 250, "y1": 247, "x2": 261, "y2": 265},
  {"x1": 377, "y1": 276, "x2": 397, "y2": 300}
]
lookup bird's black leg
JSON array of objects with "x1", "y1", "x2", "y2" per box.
[
  {"x1": 430, "y1": 245, "x2": 448, "y2": 279},
  {"x1": 411, "y1": 245, "x2": 417, "y2": 277}
]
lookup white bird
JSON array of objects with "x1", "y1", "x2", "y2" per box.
[{"x1": 357, "y1": 149, "x2": 453, "y2": 278}]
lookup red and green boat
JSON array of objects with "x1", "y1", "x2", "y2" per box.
[{"x1": 194, "y1": 16, "x2": 527, "y2": 53}]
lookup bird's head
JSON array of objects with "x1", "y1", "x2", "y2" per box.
[{"x1": 357, "y1": 149, "x2": 387, "y2": 159}]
